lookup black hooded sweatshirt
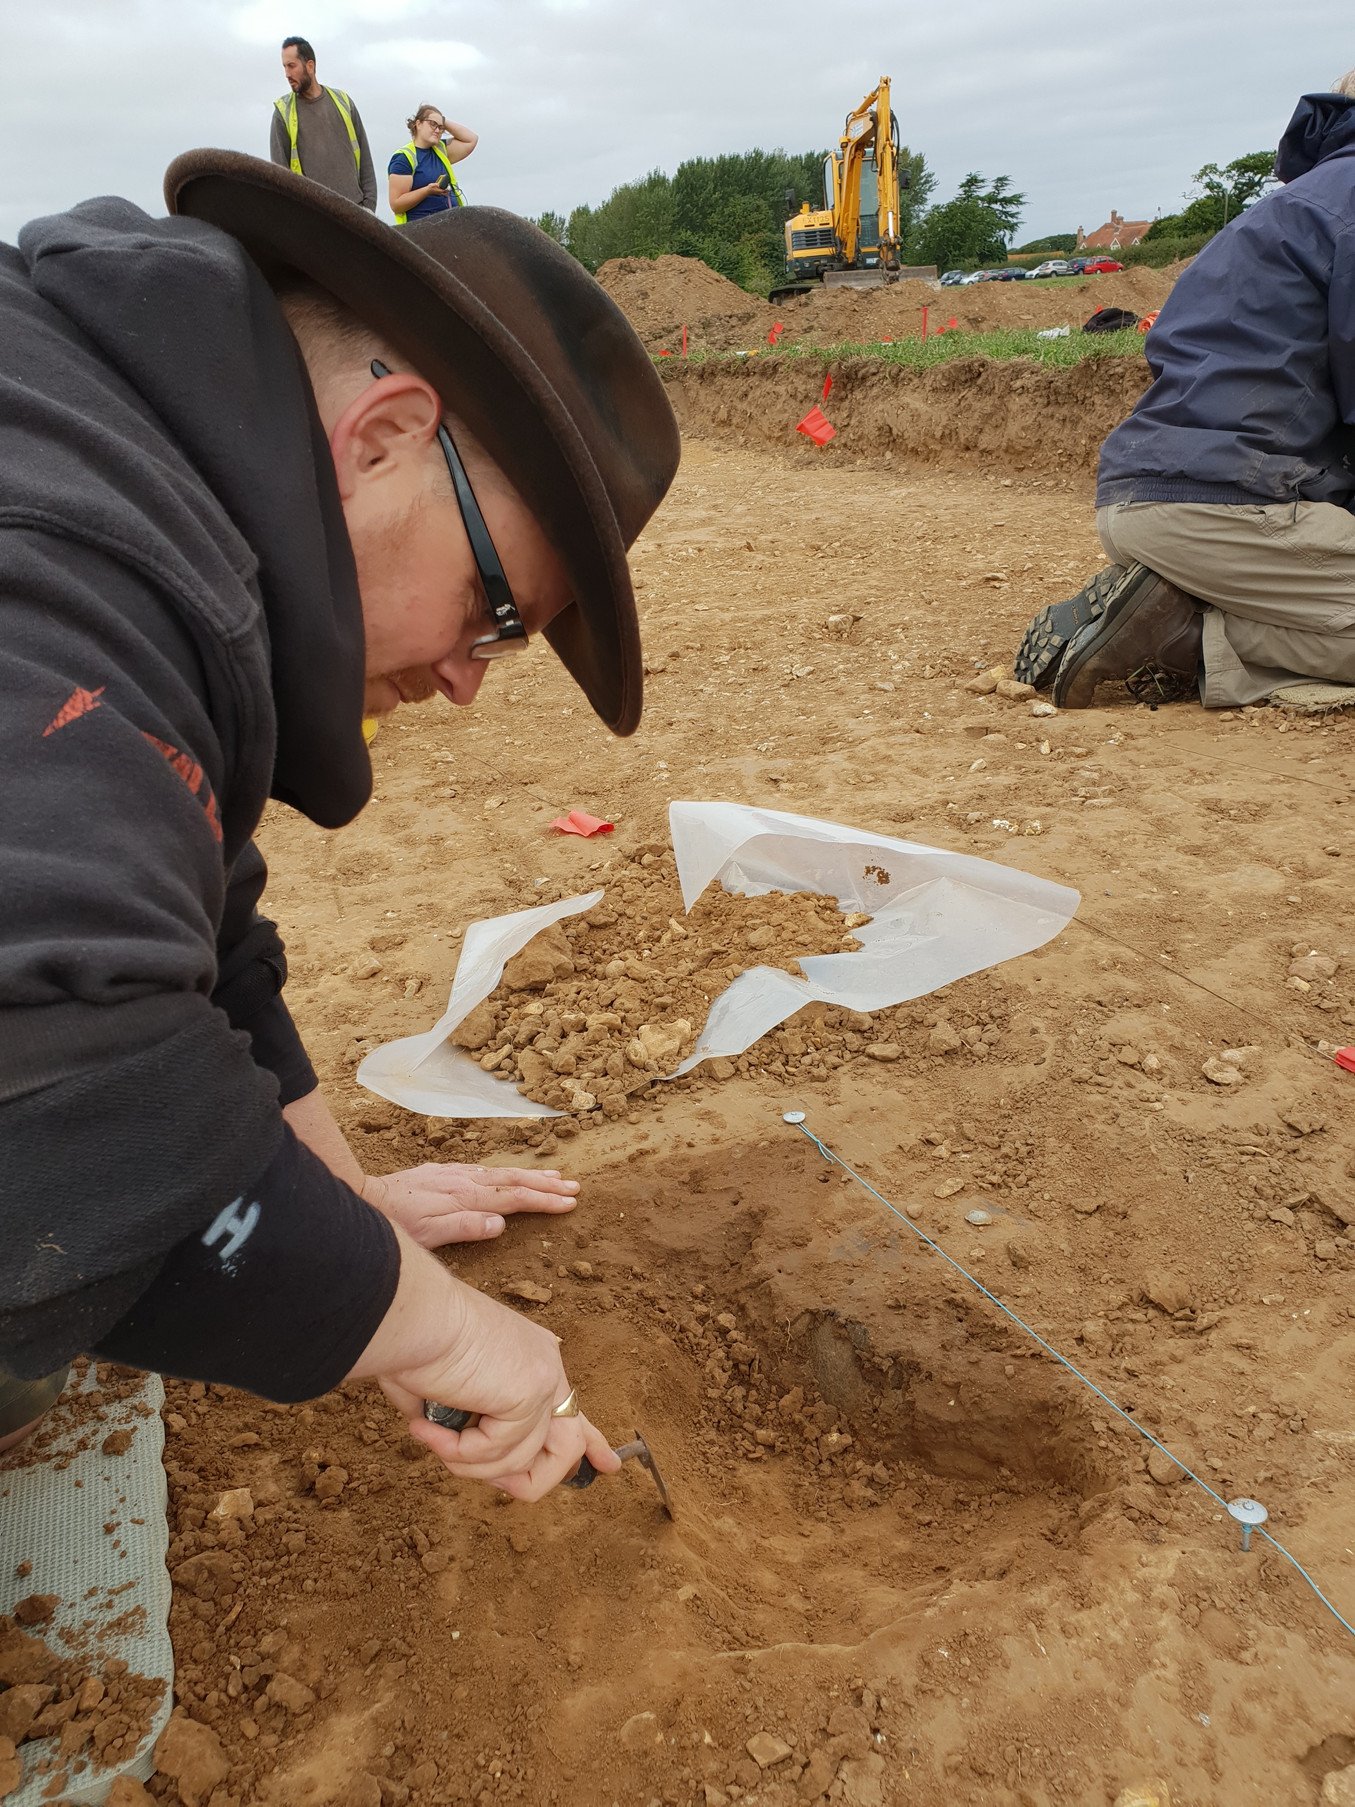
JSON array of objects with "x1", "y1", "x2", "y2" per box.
[{"x1": 0, "y1": 198, "x2": 400, "y2": 1397}]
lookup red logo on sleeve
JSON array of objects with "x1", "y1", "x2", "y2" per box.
[
  {"x1": 141, "y1": 733, "x2": 224, "y2": 844},
  {"x1": 42, "y1": 686, "x2": 106, "y2": 736},
  {"x1": 41, "y1": 683, "x2": 224, "y2": 845}
]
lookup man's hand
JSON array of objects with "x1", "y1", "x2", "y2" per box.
[
  {"x1": 361, "y1": 1163, "x2": 579, "y2": 1247},
  {"x1": 352, "y1": 1230, "x2": 620, "y2": 1501}
]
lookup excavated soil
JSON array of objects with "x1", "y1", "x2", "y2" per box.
[
  {"x1": 662, "y1": 354, "x2": 1152, "y2": 478},
  {"x1": 598, "y1": 252, "x2": 1177, "y2": 352},
  {"x1": 54, "y1": 418, "x2": 1355, "y2": 1803},
  {"x1": 450, "y1": 855, "x2": 863, "y2": 1114}
]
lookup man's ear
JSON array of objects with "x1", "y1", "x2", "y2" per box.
[{"x1": 328, "y1": 373, "x2": 442, "y2": 502}]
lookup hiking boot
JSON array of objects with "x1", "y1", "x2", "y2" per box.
[
  {"x1": 1053, "y1": 565, "x2": 1203, "y2": 709},
  {"x1": 1014, "y1": 563, "x2": 1128, "y2": 690}
]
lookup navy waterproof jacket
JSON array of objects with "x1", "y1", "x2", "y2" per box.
[{"x1": 1097, "y1": 93, "x2": 1355, "y2": 511}]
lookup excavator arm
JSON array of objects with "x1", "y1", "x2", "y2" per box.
[{"x1": 834, "y1": 77, "x2": 900, "y2": 271}]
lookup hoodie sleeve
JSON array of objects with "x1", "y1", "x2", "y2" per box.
[
  {"x1": 215, "y1": 840, "x2": 318, "y2": 1106},
  {"x1": 0, "y1": 528, "x2": 388, "y2": 1382},
  {"x1": 1331, "y1": 223, "x2": 1355, "y2": 432}
]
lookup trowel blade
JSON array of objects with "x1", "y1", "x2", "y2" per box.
[{"x1": 613, "y1": 1431, "x2": 675, "y2": 1519}]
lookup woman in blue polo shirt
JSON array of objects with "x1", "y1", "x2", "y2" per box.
[{"x1": 387, "y1": 105, "x2": 478, "y2": 225}]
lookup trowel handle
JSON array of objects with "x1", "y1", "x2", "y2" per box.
[
  {"x1": 422, "y1": 1412, "x2": 622, "y2": 1496},
  {"x1": 423, "y1": 1402, "x2": 477, "y2": 1432}
]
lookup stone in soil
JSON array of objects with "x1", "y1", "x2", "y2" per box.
[{"x1": 153, "y1": 1709, "x2": 229, "y2": 1806}]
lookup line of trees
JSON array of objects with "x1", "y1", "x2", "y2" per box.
[
  {"x1": 532, "y1": 145, "x2": 948, "y2": 294},
  {"x1": 531, "y1": 141, "x2": 1272, "y2": 295},
  {"x1": 1145, "y1": 150, "x2": 1275, "y2": 238}
]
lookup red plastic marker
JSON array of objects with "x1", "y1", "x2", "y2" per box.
[
  {"x1": 821, "y1": 372, "x2": 833, "y2": 402},
  {"x1": 657, "y1": 349, "x2": 672, "y2": 358},
  {"x1": 1334, "y1": 1048, "x2": 1355, "y2": 1074},
  {"x1": 549, "y1": 810, "x2": 614, "y2": 838},
  {"x1": 796, "y1": 405, "x2": 835, "y2": 446}
]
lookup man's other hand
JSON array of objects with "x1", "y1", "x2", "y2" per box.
[{"x1": 362, "y1": 1162, "x2": 579, "y2": 1247}]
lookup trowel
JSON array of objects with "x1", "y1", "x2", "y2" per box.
[{"x1": 423, "y1": 1402, "x2": 674, "y2": 1518}]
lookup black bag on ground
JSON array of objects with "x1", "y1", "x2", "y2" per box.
[{"x1": 1083, "y1": 307, "x2": 1139, "y2": 333}]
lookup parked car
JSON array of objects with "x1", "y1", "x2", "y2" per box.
[
  {"x1": 960, "y1": 270, "x2": 990, "y2": 284},
  {"x1": 1030, "y1": 259, "x2": 1075, "y2": 278},
  {"x1": 987, "y1": 267, "x2": 1028, "y2": 281},
  {"x1": 939, "y1": 270, "x2": 968, "y2": 286},
  {"x1": 1082, "y1": 258, "x2": 1125, "y2": 273}
]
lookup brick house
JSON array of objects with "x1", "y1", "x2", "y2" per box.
[{"x1": 1075, "y1": 210, "x2": 1152, "y2": 251}]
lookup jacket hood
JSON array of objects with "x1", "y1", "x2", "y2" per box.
[
  {"x1": 1275, "y1": 93, "x2": 1355, "y2": 182},
  {"x1": 16, "y1": 197, "x2": 370, "y2": 829}
]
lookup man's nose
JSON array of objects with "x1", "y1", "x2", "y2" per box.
[{"x1": 431, "y1": 653, "x2": 489, "y2": 708}]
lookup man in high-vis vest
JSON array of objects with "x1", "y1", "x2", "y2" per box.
[{"x1": 269, "y1": 35, "x2": 377, "y2": 213}]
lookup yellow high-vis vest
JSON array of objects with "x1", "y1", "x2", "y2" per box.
[
  {"x1": 391, "y1": 141, "x2": 466, "y2": 225},
  {"x1": 273, "y1": 87, "x2": 361, "y2": 176}
]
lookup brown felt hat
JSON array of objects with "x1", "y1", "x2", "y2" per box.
[{"x1": 164, "y1": 150, "x2": 679, "y2": 736}]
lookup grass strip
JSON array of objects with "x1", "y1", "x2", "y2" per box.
[{"x1": 667, "y1": 329, "x2": 1147, "y2": 370}]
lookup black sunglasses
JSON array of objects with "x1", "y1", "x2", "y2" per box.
[{"x1": 370, "y1": 359, "x2": 527, "y2": 660}]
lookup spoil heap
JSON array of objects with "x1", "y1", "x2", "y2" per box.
[{"x1": 596, "y1": 254, "x2": 773, "y2": 351}]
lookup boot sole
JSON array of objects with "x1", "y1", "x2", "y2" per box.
[{"x1": 1013, "y1": 565, "x2": 1125, "y2": 690}]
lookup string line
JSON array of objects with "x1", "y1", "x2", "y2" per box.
[{"x1": 785, "y1": 1114, "x2": 1355, "y2": 1641}]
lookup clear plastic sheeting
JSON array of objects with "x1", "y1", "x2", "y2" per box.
[{"x1": 358, "y1": 804, "x2": 1079, "y2": 1117}]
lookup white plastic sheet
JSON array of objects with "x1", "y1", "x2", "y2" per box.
[
  {"x1": 666, "y1": 801, "x2": 1078, "y2": 1071},
  {"x1": 358, "y1": 891, "x2": 602, "y2": 1117},
  {"x1": 358, "y1": 803, "x2": 1079, "y2": 1117}
]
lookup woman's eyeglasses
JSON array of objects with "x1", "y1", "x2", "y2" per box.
[{"x1": 370, "y1": 359, "x2": 527, "y2": 660}]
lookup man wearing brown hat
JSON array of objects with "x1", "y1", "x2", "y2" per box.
[{"x1": 0, "y1": 152, "x2": 679, "y2": 1499}]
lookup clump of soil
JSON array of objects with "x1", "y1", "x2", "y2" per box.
[
  {"x1": 451, "y1": 847, "x2": 863, "y2": 1116},
  {"x1": 0, "y1": 1618, "x2": 164, "y2": 1795}
]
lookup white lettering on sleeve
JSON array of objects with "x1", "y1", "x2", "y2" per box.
[{"x1": 201, "y1": 1197, "x2": 261, "y2": 1263}]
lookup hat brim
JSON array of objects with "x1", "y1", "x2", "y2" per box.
[{"x1": 165, "y1": 150, "x2": 644, "y2": 734}]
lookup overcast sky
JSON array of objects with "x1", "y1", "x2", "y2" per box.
[{"x1": 2, "y1": 2, "x2": 1351, "y2": 247}]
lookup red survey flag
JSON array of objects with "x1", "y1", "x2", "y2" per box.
[
  {"x1": 821, "y1": 372, "x2": 833, "y2": 402},
  {"x1": 1334, "y1": 1047, "x2": 1355, "y2": 1074},
  {"x1": 550, "y1": 810, "x2": 614, "y2": 838},
  {"x1": 796, "y1": 405, "x2": 836, "y2": 446}
]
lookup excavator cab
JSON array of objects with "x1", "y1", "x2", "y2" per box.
[{"x1": 771, "y1": 79, "x2": 905, "y2": 301}]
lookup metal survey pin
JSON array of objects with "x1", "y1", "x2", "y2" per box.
[{"x1": 1227, "y1": 1497, "x2": 1269, "y2": 1551}]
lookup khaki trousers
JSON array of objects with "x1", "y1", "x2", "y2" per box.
[{"x1": 1096, "y1": 500, "x2": 1355, "y2": 706}]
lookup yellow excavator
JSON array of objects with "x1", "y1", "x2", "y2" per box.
[{"x1": 772, "y1": 77, "x2": 914, "y2": 301}]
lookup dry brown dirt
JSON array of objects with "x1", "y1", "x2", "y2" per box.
[
  {"x1": 597, "y1": 252, "x2": 1176, "y2": 352},
  {"x1": 662, "y1": 355, "x2": 1152, "y2": 479},
  {"x1": 125, "y1": 419, "x2": 1355, "y2": 1807}
]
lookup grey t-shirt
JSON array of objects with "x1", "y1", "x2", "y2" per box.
[{"x1": 269, "y1": 87, "x2": 377, "y2": 212}]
